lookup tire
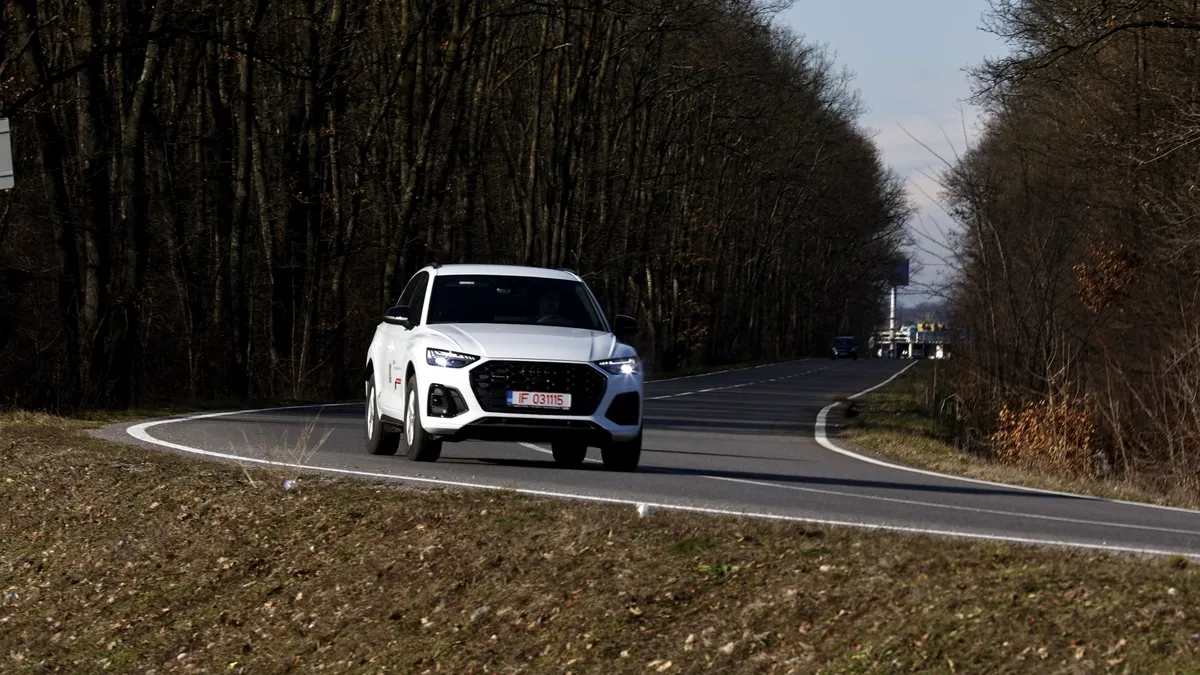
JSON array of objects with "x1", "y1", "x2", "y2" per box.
[
  {"x1": 551, "y1": 442, "x2": 587, "y2": 468},
  {"x1": 365, "y1": 375, "x2": 401, "y2": 456},
  {"x1": 403, "y1": 376, "x2": 442, "y2": 462},
  {"x1": 601, "y1": 431, "x2": 641, "y2": 472}
]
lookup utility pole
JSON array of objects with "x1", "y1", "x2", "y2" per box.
[{"x1": 0, "y1": 119, "x2": 12, "y2": 190}]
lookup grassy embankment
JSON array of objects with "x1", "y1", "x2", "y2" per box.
[
  {"x1": 3, "y1": 410, "x2": 1200, "y2": 673},
  {"x1": 839, "y1": 361, "x2": 1200, "y2": 510}
]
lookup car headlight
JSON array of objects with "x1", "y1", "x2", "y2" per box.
[
  {"x1": 597, "y1": 356, "x2": 640, "y2": 375},
  {"x1": 426, "y1": 348, "x2": 480, "y2": 368}
]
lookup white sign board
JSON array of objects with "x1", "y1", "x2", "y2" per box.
[{"x1": 0, "y1": 118, "x2": 12, "y2": 190}]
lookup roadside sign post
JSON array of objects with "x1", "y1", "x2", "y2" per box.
[
  {"x1": 885, "y1": 259, "x2": 910, "y2": 358},
  {"x1": 0, "y1": 118, "x2": 12, "y2": 190}
]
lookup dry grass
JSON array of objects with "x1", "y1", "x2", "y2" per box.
[
  {"x1": 840, "y1": 362, "x2": 1200, "y2": 510},
  {"x1": 4, "y1": 411, "x2": 1200, "y2": 673},
  {"x1": 70, "y1": 398, "x2": 352, "y2": 427}
]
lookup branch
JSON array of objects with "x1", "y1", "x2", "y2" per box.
[
  {"x1": 1004, "y1": 18, "x2": 1200, "y2": 86},
  {"x1": 1, "y1": 25, "x2": 179, "y2": 117},
  {"x1": 1, "y1": 20, "x2": 323, "y2": 118},
  {"x1": 177, "y1": 28, "x2": 316, "y2": 83}
]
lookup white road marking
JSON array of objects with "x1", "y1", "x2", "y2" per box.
[
  {"x1": 511, "y1": 446, "x2": 1200, "y2": 539},
  {"x1": 646, "y1": 366, "x2": 830, "y2": 401},
  {"x1": 495, "y1": 446, "x2": 1200, "y2": 558},
  {"x1": 815, "y1": 362, "x2": 1200, "y2": 517},
  {"x1": 122, "y1": 363, "x2": 1200, "y2": 558},
  {"x1": 701, "y1": 476, "x2": 1200, "y2": 537},
  {"x1": 143, "y1": 414, "x2": 1199, "y2": 558},
  {"x1": 648, "y1": 359, "x2": 805, "y2": 383}
]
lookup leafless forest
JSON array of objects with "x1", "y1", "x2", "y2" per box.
[
  {"x1": 0, "y1": 0, "x2": 908, "y2": 409},
  {"x1": 946, "y1": 0, "x2": 1200, "y2": 486}
]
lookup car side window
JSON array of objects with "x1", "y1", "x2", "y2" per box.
[{"x1": 409, "y1": 273, "x2": 430, "y2": 325}]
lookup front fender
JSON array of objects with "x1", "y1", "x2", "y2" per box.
[
  {"x1": 364, "y1": 325, "x2": 387, "y2": 394},
  {"x1": 404, "y1": 342, "x2": 428, "y2": 386}
]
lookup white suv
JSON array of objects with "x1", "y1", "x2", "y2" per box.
[{"x1": 363, "y1": 264, "x2": 644, "y2": 471}]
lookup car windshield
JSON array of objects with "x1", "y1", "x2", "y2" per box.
[
  {"x1": 425, "y1": 274, "x2": 607, "y2": 331},
  {"x1": 834, "y1": 337, "x2": 856, "y2": 346}
]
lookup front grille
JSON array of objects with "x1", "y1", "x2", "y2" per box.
[{"x1": 469, "y1": 360, "x2": 607, "y2": 415}]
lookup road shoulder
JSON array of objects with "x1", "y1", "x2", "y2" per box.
[{"x1": 836, "y1": 361, "x2": 1200, "y2": 510}]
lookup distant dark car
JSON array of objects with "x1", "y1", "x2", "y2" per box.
[{"x1": 830, "y1": 336, "x2": 858, "y2": 360}]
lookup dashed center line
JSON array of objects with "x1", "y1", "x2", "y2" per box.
[{"x1": 645, "y1": 367, "x2": 830, "y2": 400}]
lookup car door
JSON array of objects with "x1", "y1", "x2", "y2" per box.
[{"x1": 379, "y1": 271, "x2": 428, "y2": 415}]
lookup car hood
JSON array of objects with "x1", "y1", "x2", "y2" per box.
[{"x1": 428, "y1": 324, "x2": 626, "y2": 362}]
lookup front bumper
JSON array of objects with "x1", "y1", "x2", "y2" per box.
[{"x1": 415, "y1": 358, "x2": 643, "y2": 444}]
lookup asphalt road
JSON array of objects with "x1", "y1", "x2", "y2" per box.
[{"x1": 105, "y1": 359, "x2": 1200, "y2": 557}]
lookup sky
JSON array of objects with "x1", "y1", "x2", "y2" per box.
[{"x1": 773, "y1": 1, "x2": 1009, "y2": 305}]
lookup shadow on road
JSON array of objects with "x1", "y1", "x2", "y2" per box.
[
  {"x1": 640, "y1": 415, "x2": 818, "y2": 435},
  {"x1": 643, "y1": 447, "x2": 796, "y2": 462},
  {"x1": 636, "y1": 463, "x2": 1088, "y2": 502},
  {"x1": 177, "y1": 405, "x2": 826, "y2": 438},
  {"x1": 440, "y1": 448, "x2": 1082, "y2": 503}
]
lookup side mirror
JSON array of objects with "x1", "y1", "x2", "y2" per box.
[
  {"x1": 383, "y1": 305, "x2": 412, "y2": 328},
  {"x1": 613, "y1": 314, "x2": 638, "y2": 340}
]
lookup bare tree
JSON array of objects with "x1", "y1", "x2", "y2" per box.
[
  {"x1": 946, "y1": 0, "x2": 1200, "y2": 488},
  {"x1": 0, "y1": 0, "x2": 908, "y2": 410}
]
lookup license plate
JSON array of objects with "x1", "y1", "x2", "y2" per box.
[{"x1": 506, "y1": 391, "x2": 572, "y2": 409}]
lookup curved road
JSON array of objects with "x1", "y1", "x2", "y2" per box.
[{"x1": 105, "y1": 360, "x2": 1200, "y2": 557}]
